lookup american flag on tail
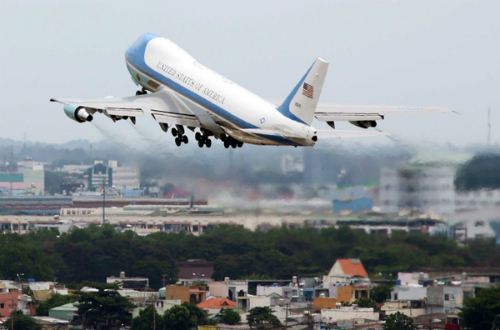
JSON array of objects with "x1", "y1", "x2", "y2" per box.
[{"x1": 302, "y1": 82, "x2": 314, "y2": 99}]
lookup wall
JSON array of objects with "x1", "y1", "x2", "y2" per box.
[
  {"x1": 321, "y1": 307, "x2": 379, "y2": 322},
  {"x1": 0, "y1": 291, "x2": 19, "y2": 317},
  {"x1": 313, "y1": 286, "x2": 353, "y2": 312},
  {"x1": 165, "y1": 286, "x2": 190, "y2": 303},
  {"x1": 391, "y1": 286, "x2": 427, "y2": 301},
  {"x1": 209, "y1": 282, "x2": 229, "y2": 298}
]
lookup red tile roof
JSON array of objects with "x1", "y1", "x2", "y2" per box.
[
  {"x1": 197, "y1": 297, "x2": 237, "y2": 309},
  {"x1": 338, "y1": 259, "x2": 368, "y2": 277}
]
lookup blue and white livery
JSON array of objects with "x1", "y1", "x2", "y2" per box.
[{"x1": 51, "y1": 33, "x2": 452, "y2": 148}]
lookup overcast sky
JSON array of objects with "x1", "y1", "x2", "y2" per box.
[{"x1": 1, "y1": 0, "x2": 499, "y2": 149}]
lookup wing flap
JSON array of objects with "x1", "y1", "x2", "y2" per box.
[{"x1": 151, "y1": 110, "x2": 200, "y2": 127}]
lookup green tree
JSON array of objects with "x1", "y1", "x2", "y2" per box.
[
  {"x1": 247, "y1": 307, "x2": 281, "y2": 330},
  {"x1": 78, "y1": 283, "x2": 134, "y2": 329},
  {"x1": 370, "y1": 284, "x2": 394, "y2": 303},
  {"x1": 131, "y1": 305, "x2": 163, "y2": 330},
  {"x1": 460, "y1": 287, "x2": 500, "y2": 330},
  {"x1": 163, "y1": 305, "x2": 195, "y2": 330},
  {"x1": 353, "y1": 297, "x2": 378, "y2": 311},
  {"x1": 383, "y1": 312, "x2": 415, "y2": 330},
  {"x1": 455, "y1": 153, "x2": 500, "y2": 191},
  {"x1": 36, "y1": 293, "x2": 79, "y2": 316},
  {"x1": 221, "y1": 308, "x2": 241, "y2": 325},
  {"x1": 181, "y1": 302, "x2": 208, "y2": 326},
  {"x1": 3, "y1": 310, "x2": 41, "y2": 330}
]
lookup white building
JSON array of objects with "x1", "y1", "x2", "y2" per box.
[
  {"x1": 256, "y1": 286, "x2": 296, "y2": 300},
  {"x1": 208, "y1": 279, "x2": 248, "y2": 302},
  {"x1": 380, "y1": 166, "x2": 456, "y2": 215},
  {"x1": 108, "y1": 161, "x2": 140, "y2": 190},
  {"x1": 321, "y1": 306, "x2": 379, "y2": 323},
  {"x1": 397, "y1": 272, "x2": 429, "y2": 286}
]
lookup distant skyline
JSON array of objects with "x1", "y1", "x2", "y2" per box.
[{"x1": 1, "y1": 0, "x2": 499, "y2": 149}]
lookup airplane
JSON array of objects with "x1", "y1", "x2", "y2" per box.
[{"x1": 51, "y1": 33, "x2": 452, "y2": 149}]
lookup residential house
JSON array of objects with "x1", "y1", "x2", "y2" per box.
[
  {"x1": 426, "y1": 285, "x2": 468, "y2": 320},
  {"x1": 321, "y1": 306, "x2": 379, "y2": 323},
  {"x1": 0, "y1": 286, "x2": 18, "y2": 317},
  {"x1": 256, "y1": 285, "x2": 295, "y2": 303},
  {"x1": 176, "y1": 260, "x2": 214, "y2": 284},
  {"x1": 322, "y1": 259, "x2": 369, "y2": 288},
  {"x1": 165, "y1": 285, "x2": 206, "y2": 304},
  {"x1": 313, "y1": 285, "x2": 370, "y2": 312},
  {"x1": 132, "y1": 299, "x2": 181, "y2": 318},
  {"x1": 197, "y1": 297, "x2": 237, "y2": 315},
  {"x1": 107, "y1": 271, "x2": 149, "y2": 290},
  {"x1": 210, "y1": 280, "x2": 248, "y2": 302},
  {"x1": 49, "y1": 303, "x2": 78, "y2": 321}
]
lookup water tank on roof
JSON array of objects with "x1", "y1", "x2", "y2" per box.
[{"x1": 120, "y1": 271, "x2": 125, "y2": 279}]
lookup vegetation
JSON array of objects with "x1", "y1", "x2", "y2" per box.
[
  {"x1": 459, "y1": 287, "x2": 500, "y2": 330},
  {"x1": 131, "y1": 305, "x2": 163, "y2": 330},
  {"x1": 3, "y1": 310, "x2": 42, "y2": 330},
  {"x1": 1, "y1": 224, "x2": 500, "y2": 287},
  {"x1": 383, "y1": 312, "x2": 415, "y2": 330},
  {"x1": 36, "y1": 293, "x2": 79, "y2": 316},
  {"x1": 370, "y1": 283, "x2": 394, "y2": 303},
  {"x1": 455, "y1": 153, "x2": 500, "y2": 191},
  {"x1": 247, "y1": 307, "x2": 281, "y2": 330},
  {"x1": 78, "y1": 283, "x2": 134, "y2": 329},
  {"x1": 221, "y1": 308, "x2": 241, "y2": 325}
]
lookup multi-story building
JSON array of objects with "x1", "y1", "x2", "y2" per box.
[
  {"x1": 0, "y1": 158, "x2": 45, "y2": 196},
  {"x1": 88, "y1": 160, "x2": 140, "y2": 191}
]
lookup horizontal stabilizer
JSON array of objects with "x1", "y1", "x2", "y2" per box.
[{"x1": 316, "y1": 130, "x2": 390, "y2": 139}]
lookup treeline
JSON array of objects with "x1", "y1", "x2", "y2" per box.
[{"x1": 1, "y1": 225, "x2": 500, "y2": 288}]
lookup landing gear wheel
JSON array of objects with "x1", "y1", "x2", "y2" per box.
[
  {"x1": 231, "y1": 141, "x2": 237, "y2": 148},
  {"x1": 136, "y1": 91, "x2": 142, "y2": 96},
  {"x1": 206, "y1": 139, "x2": 212, "y2": 148},
  {"x1": 238, "y1": 141, "x2": 243, "y2": 148},
  {"x1": 172, "y1": 128, "x2": 178, "y2": 137},
  {"x1": 182, "y1": 135, "x2": 188, "y2": 144},
  {"x1": 195, "y1": 132, "x2": 201, "y2": 141},
  {"x1": 224, "y1": 140, "x2": 230, "y2": 148},
  {"x1": 175, "y1": 138, "x2": 181, "y2": 146},
  {"x1": 198, "y1": 140, "x2": 204, "y2": 148},
  {"x1": 221, "y1": 134, "x2": 227, "y2": 142}
]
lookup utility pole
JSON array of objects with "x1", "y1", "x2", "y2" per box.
[
  {"x1": 9, "y1": 146, "x2": 13, "y2": 197},
  {"x1": 488, "y1": 107, "x2": 491, "y2": 146},
  {"x1": 8, "y1": 298, "x2": 16, "y2": 330},
  {"x1": 102, "y1": 176, "x2": 106, "y2": 224}
]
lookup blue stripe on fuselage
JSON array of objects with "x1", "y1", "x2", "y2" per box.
[{"x1": 125, "y1": 33, "x2": 300, "y2": 146}]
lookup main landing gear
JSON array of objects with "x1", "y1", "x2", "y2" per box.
[
  {"x1": 195, "y1": 131, "x2": 212, "y2": 148},
  {"x1": 172, "y1": 125, "x2": 188, "y2": 147},
  {"x1": 136, "y1": 88, "x2": 147, "y2": 96},
  {"x1": 220, "y1": 134, "x2": 243, "y2": 149}
]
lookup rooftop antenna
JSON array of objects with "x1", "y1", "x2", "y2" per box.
[{"x1": 488, "y1": 107, "x2": 491, "y2": 146}]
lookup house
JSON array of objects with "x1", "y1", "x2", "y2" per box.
[
  {"x1": 0, "y1": 286, "x2": 18, "y2": 317},
  {"x1": 132, "y1": 299, "x2": 181, "y2": 318},
  {"x1": 197, "y1": 297, "x2": 237, "y2": 315},
  {"x1": 176, "y1": 260, "x2": 214, "y2": 284},
  {"x1": 321, "y1": 306, "x2": 379, "y2": 323},
  {"x1": 313, "y1": 285, "x2": 370, "y2": 312},
  {"x1": 49, "y1": 302, "x2": 78, "y2": 321},
  {"x1": 323, "y1": 259, "x2": 369, "y2": 288},
  {"x1": 381, "y1": 299, "x2": 426, "y2": 318},
  {"x1": 209, "y1": 280, "x2": 248, "y2": 302},
  {"x1": 390, "y1": 285, "x2": 427, "y2": 301},
  {"x1": 107, "y1": 271, "x2": 149, "y2": 290},
  {"x1": 164, "y1": 285, "x2": 206, "y2": 304},
  {"x1": 256, "y1": 285, "x2": 295, "y2": 302},
  {"x1": 425, "y1": 285, "x2": 472, "y2": 323}
]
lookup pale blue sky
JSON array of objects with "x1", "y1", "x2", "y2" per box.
[{"x1": 1, "y1": 0, "x2": 499, "y2": 149}]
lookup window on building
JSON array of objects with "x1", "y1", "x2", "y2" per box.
[
  {"x1": 0, "y1": 303, "x2": 4, "y2": 308},
  {"x1": 445, "y1": 294, "x2": 449, "y2": 301},
  {"x1": 475, "y1": 220, "x2": 485, "y2": 227},
  {"x1": 193, "y1": 226, "x2": 199, "y2": 232}
]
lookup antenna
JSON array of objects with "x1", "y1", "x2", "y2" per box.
[{"x1": 488, "y1": 107, "x2": 491, "y2": 146}]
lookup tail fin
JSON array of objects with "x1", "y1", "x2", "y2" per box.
[{"x1": 277, "y1": 58, "x2": 329, "y2": 126}]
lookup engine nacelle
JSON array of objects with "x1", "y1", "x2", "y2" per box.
[
  {"x1": 64, "y1": 105, "x2": 93, "y2": 123},
  {"x1": 349, "y1": 120, "x2": 377, "y2": 129}
]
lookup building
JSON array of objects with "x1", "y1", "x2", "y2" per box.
[
  {"x1": 397, "y1": 272, "x2": 429, "y2": 286},
  {"x1": 176, "y1": 260, "x2": 215, "y2": 284},
  {"x1": 164, "y1": 285, "x2": 206, "y2": 304},
  {"x1": 48, "y1": 302, "x2": 78, "y2": 321},
  {"x1": 333, "y1": 197, "x2": 373, "y2": 214},
  {"x1": 0, "y1": 158, "x2": 45, "y2": 196},
  {"x1": 323, "y1": 259, "x2": 369, "y2": 288},
  {"x1": 107, "y1": 272, "x2": 149, "y2": 290},
  {"x1": 426, "y1": 285, "x2": 469, "y2": 317},
  {"x1": 256, "y1": 285, "x2": 296, "y2": 302},
  {"x1": 313, "y1": 285, "x2": 370, "y2": 312},
  {"x1": 132, "y1": 299, "x2": 181, "y2": 318},
  {"x1": 321, "y1": 306, "x2": 379, "y2": 323},
  {"x1": 0, "y1": 285, "x2": 19, "y2": 317},
  {"x1": 209, "y1": 280, "x2": 248, "y2": 302},
  {"x1": 88, "y1": 160, "x2": 140, "y2": 191},
  {"x1": 197, "y1": 297, "x2": 237, "y2": 314}
]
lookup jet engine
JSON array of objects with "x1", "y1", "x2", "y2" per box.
[
  {"x1": 349, "y1": 120, "x2": 377, "y2": 129},
  {"x1": 64, "y1": 105, "x2": 93, "y2": 123}
]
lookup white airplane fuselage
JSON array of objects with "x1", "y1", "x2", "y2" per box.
[{"x1": 125, "y1": 33, "x2": 317, "y2": 146}]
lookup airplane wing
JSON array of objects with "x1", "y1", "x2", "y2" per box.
[
  {"x1": 316, "y1": 130, "x2": 390, "y2": 138},
  {"x1": 314, "y1": 104, "x2": 453, "y2": 122},
  {"x1": 51, "y1": 89, "x2": 202, "y2": 127}
]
